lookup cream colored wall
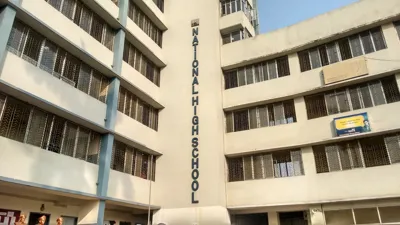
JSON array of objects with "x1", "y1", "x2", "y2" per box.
[
  {"x1": 223, "y1": 22, "x2": 400, "y2": 110},
  {"x1": 94, "y1": 0, "x2": 119, "y2": 20},
  {"x1": 221, "y1": 0, "x2": 400, "y2": 68},
  {"x1": 220, "y1": 11, "x2": 255, "y2": 37},
  {"x1": 226, "y1": 100, "x2": 400, "y2": 155},
  {"x1": 114, "y1": 111, "x2": 159, "y2": 152},
  {"x1": 0, "y1": 52, "x2": 107, "y2": 126},
  {"x1": 152, "y1": 0, "x2": 228, "y2": 223},
  {"x1": 227, "y1": 147, "x2": 400, "y2": 207},
  {"x1": 126, "y1": 19, "x2": 165, "y2": 65},
  {"x1": 107, "y1": 170, "x2": 152, "y2": 205},
  {"x1": 0, "y1": 194, "x2": 81, "y2": 225},
  {"x1": 20, "y1": 0, "x2": 114, "y2": 69},
  {"x1": 0, "y1": 137, "x2": 99, "y2": 195}
]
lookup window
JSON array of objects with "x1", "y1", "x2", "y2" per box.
[
  {"x1": 226, "y1": 100, "x2": 296, "y2": 132},
  {"x1": 298, "y1": 26, "x2": 386, "y2": 72},
  {"x1": 313, "y1": 132, "x2": 400, "y2": 173},
  {"x1": 123, "y1": 41, "x2": 161, "y2": 86},
  {"x1": 128, "y1": 1, "x2": 163, "y2": 47},
  {"x1": 305, "y1": 75, "x2": 400, "y2": 119},
  {"x1": 224, "y1": 56, "x2": 290, "y2": 89},
  {"x1": 45, "y1": 0, "x2": 115, "y2": 50},
  {"x1": 220, "y1": 0, "x2": 253, "y2": 23},
  {"x1": 110, "y1": 141, "x2": 156, "y2": 181},
  {"x1": 7, "y1": 20, "x2": 110, "y2": 103},
  {"x1": 222, "y1": 28, "x2": 252, "y2": 45},
  {"x1": 0, "y1": 93, "x2": 101, "y2": 164},
  {"x1": 394, "y1": 21, "x2": 400, "y2": 39},
  {"x1": 152, "y1": 0, "x2": 164, "y2": 12},
  {"x1": 118, "y1": 87, "x2": 159, "y2": 130},
  {"x1": 227, "y1": 149, "x2": 304, "y2": 182}
]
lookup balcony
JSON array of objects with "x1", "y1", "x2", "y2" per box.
[
  {"x1": 20, "y1": 0, "x2": 114, "y2": 69},
  {"x1": 0, "y1": 136, "x2": 99, "y2": 195},
  {"x1": 225, "y1": 101, "x2": 400, "y2": 155},
  {"x1": 226, "y1": 160, "x2": 400, "y2": 207},
  {"x1": 0, "y1": 52, "x2": 107, "y2": 126},
  {"x1": 114, "y1": 111, "x2": 158, "y2": 152},
  {"x1": 220, "y1": 11, "x2": 255, "y2": 38}
]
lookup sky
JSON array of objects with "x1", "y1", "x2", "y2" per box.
[{"x1": 258, "y1": 0, "x2": 359, "y2": 33}]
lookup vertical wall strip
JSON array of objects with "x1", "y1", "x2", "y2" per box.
[
  {"x1": 0, "y1": 6, "x2": 16, "y2": 74},
  {"x1": 96, "y1": 1, "x2": 128, "y2": 224}
]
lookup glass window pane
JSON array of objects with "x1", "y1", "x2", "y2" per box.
[
  {"x1": 349, "y1": 35, "x2": 363, "y2": 57},
  {"x1": 325, "y1": 145, "x2": 341, "y2": 171},
  {"x1": 249, "y1": 107, "x2": 258, "y2": 129},
  {"x1": 349, "y1": 86, "x2": 362, "y2": 110},
  {"x1": 325, "y1": 92, "x2": 339, "y2": 115},
  {"x1": 336, "y1": 89, "x2": 350, "y2": 113},
  {"x1": 273, "y1": 103, "x2": 284, "y2": 125},
  {"x1": 245, "y1": 66, "x2": 254, "y2": 85},
  {"x1": 39, "y1": 40, "x2": 57, "y2": 74},
  {"x1": 268, "y1": 61, "x2": 277, "y2": 79},
  {"x1": 360, "y1": 84, "x2": 374, "y2": 108},
  {"x1": 231, "y1": 30, "x2": 241, "y2": 42},
  {"x1": 309, "y1": 48, "x2": 321, "y2": 69},
  {"x1": 369, "y1": 81, "x2": 386, "y2": 106},
  {"x1": 360, "y1": 31, "x2": 374, "y2": 54},
  {"x1": 326, "y1": 43, "x2": 340, "y2": 64},
  {"x1": 339, "y1": 39, "x2": 352, "y2": 60},
  {"x1": 237, "y1": 68, "x2": 246, "y2": 86},
  {"x1": 370, "y1": 27, "x2": 386, "y2": 51}
]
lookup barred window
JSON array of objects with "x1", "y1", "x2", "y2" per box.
[
  {"x1": 226, "y1": 100, "x2": 296, "y2": 133},
  {"x1": 227, "y1": 149, "x2": 304, "y2": 182},
  {"x1": 7, "y1": 20, "x2": 110, "y2": 103},
  {"x1": 313, "y1": 133, "x2": 400, "y2": 173},
  {"x1": 123, "y1": 41, "x2": 161, "y2": 86},
  {"x1": 305, "y1": 75, "x2": 400, "y2": 119},
  {"x1": 220, "y1": 0, "x2": 253, "y2": 23},
  {"x1": 0, "y1": 94, "x2": 101, "y2": 164},
  {"x1": 45, "y1": 0, "x2": 115, "y2": 51},
  {"x1": 224, "y1": 56, "x2": 290, "y2": 89},
  {"x1": 110, "y1": 140, "x2": 156, "y2": 181},
  {"x1": 394, "y1": 21, "x2": 400, "y2": 39},
  {"x1": 118, "y1": 87, "x2": 159, "y2": 131},
  {"x1": 128, "y1": 0, "x2": 163, "y2": 47},
  {"x1": 222, "y1": 28, "x2": 252, "y2": 45},
  {"x1": 152, "y1": 0, "x2": 164, "y2": 12},
  {"x1": 298, "y1": 26, "x2": 386, "y2": 72}
]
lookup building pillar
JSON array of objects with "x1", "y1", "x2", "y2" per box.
[
  {"x1": 294, "y1": 96, "x2": 308, "y2": 123},
  {"x1": 309, "y1": 206, "x2": 326, "y2": 225},
  {"x1": 77, "y1": 200, "x2": 106, "y2": 225},
  {"x1": 0, "y1": 6, "x2": 16, "y2": 73},
  {"x1": 301, "y1": 146, "x2": 317, "y2": 175},
  {"x1": 288, "y1": 53, "x2": 301, "y2": 75},
  {"x1": 96, "y1": 1, "x2": 128, "y2": 224},
  {"x1": 268, "y1": 211, "x2": 279, "y2": 225}
]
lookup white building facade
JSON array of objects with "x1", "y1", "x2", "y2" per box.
[{"x1": 0, "y1": 0, "x2": 399, "y2": 224}]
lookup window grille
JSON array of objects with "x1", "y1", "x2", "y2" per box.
[
  {"x1": 153, "y1": 0, "x2": 164, "y2": 12},
  {"x1": 110, "y1": 140, "x2": 156, "y2": 181},
  {"x1": 222, "y1": 28, "x2": 252, "y2": 45},
  {"x1": 123, "y1": 41, "x2": 161, "y2": 86},
  {"x1": 128, "y1": 0, "x2": 163, "y2": 47},
  {"x1": 44, "y1": 0, "x2": 115, "y2": 51},
  {"x1": 226, "y1": 99, "x2": 296, "y2": 133},
  {"x1": 0, "y1": 93, "x2": 101, "y2": 164},
  {"x1": 394, "y1": 21, "x2": 400, "y2": 39},
  {"x1": 298, "y1": 26, "x2": 386, "y2": 72},
  {"x1": 224, "y1": 56, "x2": 290, "y2": 89},
  {"x1": 117, "y1": 87, "x2": 159, "y2": 131},
  {"x1": 313, "y1": 132, "x2": 400, "y2": 173},
  {"x1": 305, "y1": 75, "x2": 400, "y2": 119},
  {"x1": 7, "y1": 20, "x2": 110, "y2": 103},
  {"x1": 227, "y1": 149, "x2": 304, "y2": 182},
  {"x1": 220, "y1": 0, "x2": 253, "y2": 23}
]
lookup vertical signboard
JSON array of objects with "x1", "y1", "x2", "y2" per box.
[
  {"x1": 191, "y1": 19, "x2": 200, "y2": 204},
  {"x1": 334, "y1": 113, "x2": 371, "y2": 137}
]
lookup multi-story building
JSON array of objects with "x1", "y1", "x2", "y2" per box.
[{"x1": 0, "y1": 0, "x2": 399, "y2": 224}]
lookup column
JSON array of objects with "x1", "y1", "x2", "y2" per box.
[
  {"x1": 288, "y1": 53, "x2": 301, "y2": 75},
  {"x1": 294, "y1": 96, "x2": 308, "y2": 123},
  {"x1": 309, "y1": 206, "x2": 326, "y2": 225},
  {"x1": 95, "y1": 1, "x2": 128, "y2": 225},
  {"x1": 0, "y1": 6, "x2": 16, "y2": 72},
  {"x1": 301, "y1": 146, "x2": 317, "y2": 175},
  {"x1": 268, "y1": 211, "x2": 279, "y2": 225}
]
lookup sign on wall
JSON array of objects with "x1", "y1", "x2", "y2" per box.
[
  {"x1": 0, "y1": 208, "x2": 20, "y2": 225},
  {"x1": 334, "y1": 113, "x2": 371, "y2": 137},
  {"x1": 191, "y1": 19, "x2": 200, "y2": 204},
  {"x1": 323, "y1": 56, "x2": 368, "y2": 84}
]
